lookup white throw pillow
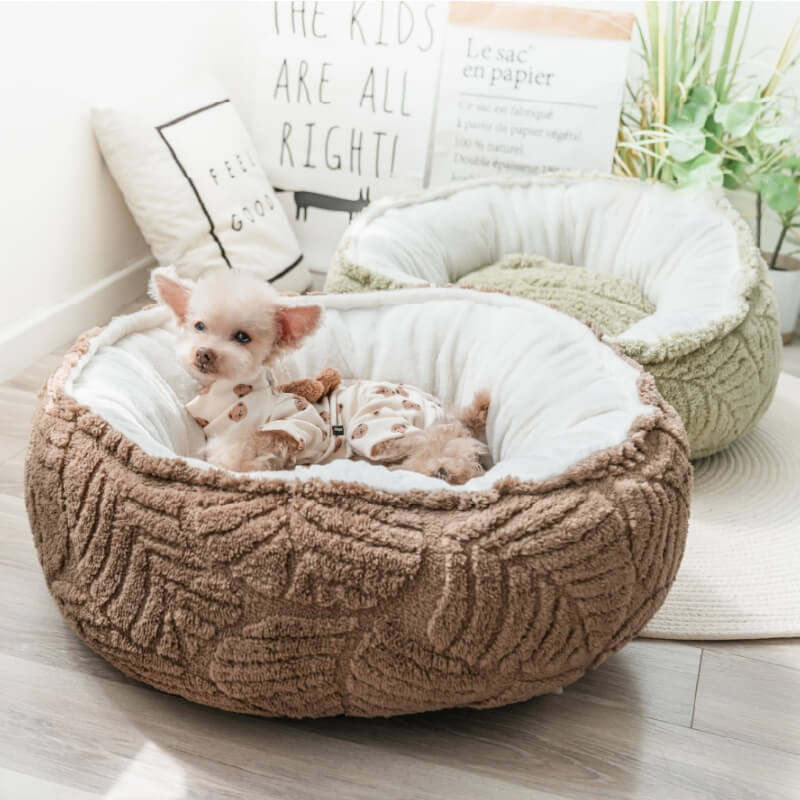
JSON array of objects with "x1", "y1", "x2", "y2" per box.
[{"x1": 92, "y1": 86, "x2": 310, "y2": 292}]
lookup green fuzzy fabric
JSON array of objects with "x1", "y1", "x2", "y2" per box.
[
  {"x1": 324, "y1": 180, "x2": 782, "y2": 459},
  {"x1": 457, "y1": 254, "x2": 656, "y2": 337},
  {"x1": 644, "y1": 262, "x2": 781, "y2": 458},
  {"x1": 324, "y1": 258, "x2": 411, "y2": 294}
]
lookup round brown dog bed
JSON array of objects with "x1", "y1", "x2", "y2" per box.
[{"x1": 25, "y1": 288, "x2": 690, "y2": 717}]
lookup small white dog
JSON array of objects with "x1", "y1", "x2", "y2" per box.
[{"x1": 153, "y1": 268, "x2": 489, "y2": 484}]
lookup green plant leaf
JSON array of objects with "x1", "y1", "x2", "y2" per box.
[
  {"x1": 705, "y1": 117, "x2": 723, "y2": 141},
  {"x1": 722, "y1": 173, "x2": 739, "y2": 190},
  {"x1": 714, "y1": 100, "x2": 760, "y2": 137},
  {"x1": 682, "y1": 85, "x2": 717, "y2": 125},
  {"x1": 754, "y1": 123, "x2": 793, "y2": 144},
  {"x1": 675, "y1": 102, "x2": 708, "y2": 126},
  {"x1": 690, "y1": 85, "x2": 717, "y2": 109},
  {"x1": 674, "y1": 153, "x2": 724, "y2": 188},
  {"x1": 781, "y1": 156, "x2": 800, "y2": 174},
  {"x1": 761, "y1": 173, "x2": 800, "y2": 215},
  {"x1": 714, "y1": 2, "x2": 741, "y2": 100},
  {"x1": 668, "y1": 120, "x2": 707, "y2": 162},
  {"x1": 723, "y1": 160, "x2": 747, "y2": 189}
]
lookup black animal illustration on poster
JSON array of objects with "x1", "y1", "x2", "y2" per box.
[{"x1": 274, "y1": 187, "x2": 372, "y2": 221}]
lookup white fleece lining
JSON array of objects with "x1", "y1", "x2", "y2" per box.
[
  {"x1": 343, "y1": 176, "x2": 749, "y2": 349},
  {"x1": 68, "y1": 289, "x2": 656, "y2": 493}
]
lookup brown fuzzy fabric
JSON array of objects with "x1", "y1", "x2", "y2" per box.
[{"x1": 25, "y1": 328, "x2": 691, "y2": 718}]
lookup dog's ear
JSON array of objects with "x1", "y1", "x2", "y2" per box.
[
  {"x1": 274, "y1": 304, "x2": 322, "y2": 350},
  {"x1": 150, "y1": 267, "x2": 192, "y2": 322}
]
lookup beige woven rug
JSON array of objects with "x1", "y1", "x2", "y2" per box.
[{"x1": 643, "y1": 372, "x2": 800, "y2": 640}]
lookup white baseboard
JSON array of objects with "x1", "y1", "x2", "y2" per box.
[{"x1": 1, "y1": 255, "x2": 153, "y2": 380}]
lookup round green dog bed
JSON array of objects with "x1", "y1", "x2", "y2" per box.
[
  {"x1": 326, "y1": 175, "x2": 782, "y2": 458},
  {"x1": 26, "y1": 288, "x2": 690, "y2": 718}
]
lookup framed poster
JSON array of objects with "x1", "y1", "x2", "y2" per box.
[
  {"x1": 429, "y1": 2, "x2": 633, "y2": 183},
  {"x1": 252, "y1": 1, "x2": 448, "y2": 272}
]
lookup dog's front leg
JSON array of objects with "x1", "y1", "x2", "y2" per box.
[{"x1": 205, "y1": 430, "x2": 300, "y2": 472}]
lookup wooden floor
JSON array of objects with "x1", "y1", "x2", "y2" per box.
[{"x1": 2, "y1": 296, "x2": 800, "y2": 800}]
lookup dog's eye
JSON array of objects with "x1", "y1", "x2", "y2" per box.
[
  {"x1": 435, "y1": 467, "x2": 449, "y2": 481},
  {"x1": 194, "y1": 322, "x2": 206, "y2": 331},
  {"x1": 234, "y1": 331, "x2": 251, "y2": 344}
]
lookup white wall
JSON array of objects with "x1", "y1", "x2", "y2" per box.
[
  {"x1": 0, "y1": 1, "x2": 797, "y2": 377},
  {"x1": 0, "y1": 1, "x2": 260, "y2": 374}
]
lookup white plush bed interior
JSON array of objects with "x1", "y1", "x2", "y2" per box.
[
  {"x1": 345, "y1": 177, "x2": 747, "y2": 346},
  {"x1": 68, "y1": 289, "x2": 656, "y2": 493}
]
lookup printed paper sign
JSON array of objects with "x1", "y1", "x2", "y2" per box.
[
  {"x1": 252, "y1": 1, "x2": 448, "y2": 272},
  {"x1": 430, "y1": 2, "x2": 633, "y2": 183}
]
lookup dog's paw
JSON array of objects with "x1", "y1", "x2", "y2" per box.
[
  {"x1": 247, "y1": 429, "x2": 302, "y2": 471},
  {"x1": 250, "y1": 452, "x2": 296, "y2": 471},
  {"x1": 393, "y1": 422, "x2": 488, "y2": 485},
  {"x1": 429, "y1": 455, "x2": 485, "y2": 484}
]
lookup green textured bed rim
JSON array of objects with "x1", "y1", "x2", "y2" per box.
[{"x1": 324, "y1": 178, "x2": 782, "y2": 459}]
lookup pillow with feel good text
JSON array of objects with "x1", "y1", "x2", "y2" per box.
[{"x1": 93, "y1": 85, "x2": 310, "y2": 291}]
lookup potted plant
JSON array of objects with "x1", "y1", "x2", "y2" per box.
[
  {"x1": 615, "y1": 2, "x2": 800, "y2": 339},
  {"x1": 753, "y1": 159, "x2": 800, "y2": 342}
]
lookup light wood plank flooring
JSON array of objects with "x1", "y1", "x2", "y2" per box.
[{"x1": 2, "y1": 293, "x2": 799, "y2": 800}]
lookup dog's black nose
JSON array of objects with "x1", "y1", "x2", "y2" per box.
[{"x1": 195, "y1": 347, "x2": 215, "y2": 372}]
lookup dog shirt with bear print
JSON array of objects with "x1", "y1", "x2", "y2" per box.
[{"x1": 186, "y1": 375, "x2": 447, "y2": 465}]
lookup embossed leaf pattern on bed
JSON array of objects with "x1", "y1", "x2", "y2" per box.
[{"x1": 26, "y1": 291, "x2": 691, "y2": 718}]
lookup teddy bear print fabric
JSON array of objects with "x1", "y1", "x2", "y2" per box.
[{"x1": 185, "y1": 376, "x2": 445, "y2": 466}]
